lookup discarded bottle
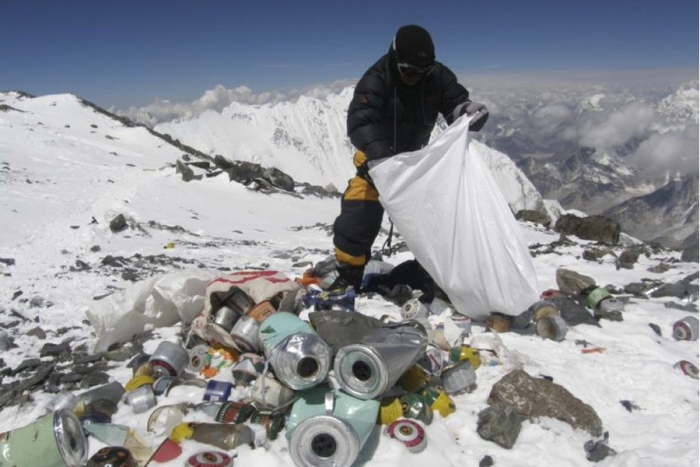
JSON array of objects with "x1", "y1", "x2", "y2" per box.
[
  {"x1": 673, "y1": 316, "x2": 699, "y2": 341},
  {"x1": 334, "y1": 322, "x2": 428, "y2": 399},
  {"x1": 171, "y1": 422, "x2": 255, "y2": 451},
  {"x1": 0, "y1": 409, "x2": 87, "y2": 467},
  {"x1": 286, "y1": 388, "x2": 379, "y2": 467}
]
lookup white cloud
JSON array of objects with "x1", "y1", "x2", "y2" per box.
[
  {"x1": 628, "y1": 124, "x2": 700, "y2": 177},
  {"x1": 577, "y1": 102, "x2": 655, "y2": 148},
  {"x1": 530, "y1": 104, "x2": 574, "y2": 136},
  {"x1": 117, "y1": 80, "x2": 357, "y2": 127}
]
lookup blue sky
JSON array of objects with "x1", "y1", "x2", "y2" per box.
[{"x1": 1, "y1": 0, "x2": 698, "y2": 110}]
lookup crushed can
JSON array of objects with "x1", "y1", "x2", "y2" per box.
[
  {"x1": 441, "y1": 359, "x2": 477, "y2": 395},
  {"x1": 420, "y1": 386, "x2": 456, "y2": 418},
  {"x1": 448, "y1": 345, "x2": 481, "y2": 370},
  {"x1": 0, "y1": 409, "x2": 87, "y2": 467},
  {"x1": 259, "y1": 312, "x2": 332, "y2": 390},
  {"x1": 149, "y1": 341, "x2": 189, "y2": 377},
  {"x1": 286, "y1": 388, "x2": 379, "y2": 467},
  {"x1": 673, "y1": 316, "x2": 699, "y2": 341},
  {"x1": 334, "y1": 322, "x2": 428, "y2": 399},
  {"x1": 231, "y1": 353, "x2": 265, "y2": 386},
  {"x1": 126, "y1": 385, "x2": 157, "y2": 414},
  {"x1": 385, "y1": 418, "x2": 427, "y2": 453},
  {"x1": 250, "y1": 374, "x2": 297, "y2": 411}
]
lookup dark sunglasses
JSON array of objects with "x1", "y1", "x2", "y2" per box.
[{"x1": 397, "y1": 61, "x2": 435, "y2": 78}]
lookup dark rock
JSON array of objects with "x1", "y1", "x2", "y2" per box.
[
  {"x1": 616, "y1": 249, "x2": 641, "y2": 270},
  {"x1": 264, "y1": 167, "x2": 295, "y2": 192},
  {"x1": 26, "y1": 326, "x2": 47, "y2": 339},
  {"x1": 620, "y1": 400, "x2": 641, "y2": 412},
  {"x1": 582, "y1": 247, "x2": 615, "y2": 262},
  {"x1": 554, "y1": 214, "x2": 621, "y2": 245},
  {"x1": 664, "y1": 301, "x2": 698, "y2": 312},
  {"x1": 121, "y1": 269, "x2": 140, "y2": 282},
  {"x1": 477, "y1": 402, "x2": 523, "y2": 449},
  {"x1": 188, "y1": 161, "x2": 211, "y2": 169},
  {"x1": 73, "y1": 352, "x2": 106, "y2": 364},
  {"x1": 29, "y1": 296, "x2": 46, "y2": 308},
  {"x1": 214, "y1": 154, "x2": 234, "y2": 169},
  {"x1": 548, "y1": 296, "x2": 599, "y2": 327},
  {"x1": 624, "y1": 281, "x2": 657, "y2": 297},
  {"x1": 515, "y1": 209, "x2": 552, "y2": 228},
  {"x1": 681, "y1": 231, "x2": 698, "y2": 262},
  {"x1": 13, "y1": 358, "x2": 42, "y2": 375},
  {"x1": 11, "y1": 290, "x2": 22, "y2": 300},
  {"x1": 647, "y1": 263, "x2": 671, "y2": 273},
  {"x1": 101, "y1": 255, "x2": 126, "y2": 267},
  {"x1": 488, "y1": 369, "x2": 603, "y2": 436},
  {"x1": 80, "y1": 371, "x2": 111, "y2": 388},
  {"x1": 0, "y1": 258, "x2": 15, "y2": 266},
  {"x1": 90, "y1": 245, "x2": 101, "y2": 252},
  {"x1": 40, "y1": 341, "x2": 72, "y2": 359},
  {"x1": 479, "y1": 456, "x2": 494, "y2": 467},
  {"x1": 650, "y1": 272, "x2": 699, "y2": 300},
  {"x1": 73, "y1": 259, "x2": 91, "y2": 271},
  {"x1": 648, "y1": 323, "x2": 662, "y2": 336},
  {"x1": 0, "y1": 363, "x2": 54, "y2": 409},
  {"x1": 585, "y1": 436, "x2": 617, "y2": 462},
  {"x1": 109, "y1": 214, "x2": 128, "y2": 233},
  {"x1": 308, "y1": 310, "x2": 383, "y2": 355},
  {"x1": 555, "y1": 268, "x2": 596, "y2": 297},
  {"x1": 176, "y1": 159, "x2": 200, "y2": 182}
]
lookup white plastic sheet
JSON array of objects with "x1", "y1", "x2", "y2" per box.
[{"x1": 369, "y1": 115, "x2": 539, "y2": 319}]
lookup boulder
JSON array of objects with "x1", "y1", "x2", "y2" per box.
[
  {"x1": 515, "y1": 210, "x2": 552, "y2": 229},
  {"x1": 554, "y1": 214, "x2": 621, "y2": 245},
  {"x1": 488, "y1": 369, "x2": 603, "y2": 436},
  {"x1": 477, "y1": 402, "x2": 523, "y2": 449}
]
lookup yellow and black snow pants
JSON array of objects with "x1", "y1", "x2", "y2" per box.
[{"x1": 332, "y1": 150, "x2": 385, "y2": 267}]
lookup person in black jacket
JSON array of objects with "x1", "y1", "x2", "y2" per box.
[{"x1": 328, "y1": 24, "x2": 489, "y2": 291}]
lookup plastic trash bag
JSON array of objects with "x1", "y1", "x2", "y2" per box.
[{"x1": 369, "y1": 115, "x2": 539, "y2": 319}]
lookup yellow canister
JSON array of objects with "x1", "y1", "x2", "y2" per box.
[
  {"x1": 448, "y1": 346, "x2": 481, "y2": 370},
  {"x1": 169, "y1": 422, "x2": 194, "y2": 444},
  {"x1": 124, "y1": 375, "x2": 155, "y2": 392},
  {"x1": 398, "y1": 364, "x2": 430, "y2": 393},
  {"x1": 377, "y1": 397, "x2": 403, "y2": 425},
  {"x1": 420, "y1": 386, "x2": 456, "y2": 418}
]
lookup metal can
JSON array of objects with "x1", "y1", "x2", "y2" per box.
[
  {"x1": 86, "y1": 446, "x2": 137, "y2": 467},
  {"x1": 420, "y1": 386, "x2": 456, "y2": 418},
  {"x1": 377, "y1": 397, "x2": 403, "y2": 425},
  {"x1": 385, "y1": 419, "x2": 427, "y2": 453},
  {"x1": 673, "y1": 316, "x2": 699, "y2": 341},
  {"x1": 286, "y1": 388, "x2": 379, "y2": 467},
  {"x1": 213, "y1": 306, "x2": 239, "y2": 333},
  {"x1": 536, "y1": 315, "x2": 568, "y2": 341},
  {"x1": 186, "y1": 344, "x2": 210, "y2": 374},
  {"x1": 126, "y1": 385, "x2": 157, "y2": 414},
  {"x1": 334, "y1": 323, "x2": 428, "y2": 400},
  {"x1": 215, "y1": 401, "x2": 255, "y2": 424},
  {"x1": 485, "y1": 313, "x2": 511, "y2": 333},
  {"x1": 448, "y1": 345, "x2": 481, "y2": 370},
  {"x1": 186, "y1": 451, "x2": 233, "y2": 467},
  {"x1": 230, "y1": 315, "x2": 262, "y2": 352},
  {"x1": 259, "y1": 312, "x2": 332, "y2": 391},
  {"x1": 149, "y1": 341, "x2": 190, "y2": 378},
  {"x1": 0, "y1": 409, "x2": 87, "y2": 467},
  {"x1": 224, "y1": 286, "x2": 256, "y2": 315},
  {"x1": 401, "y1": 299, "x2": 429, "y2": 321},
  {"x1": 586, "y1": 287, "x2": 612, "y2": 309},
  {"x1": 231, "y1": 353, "x2": 265, "y2": 386},
  {"x1": 674, "y1": 360, "x2": 699, "y2": 379},
  {"x1": 449, "y1": 313, "x2": 472, "y2": 336},
  {"x1": 247, "y1": 300, "x2": 277, "y2": 323},
  {"x1": 400, "y1": 393, "x2": 434, "y2": 425},
  {"x1": 530, "y1": 300, "x2": 560, "y2": 321},
  {"x1": 441, "y1": 359, "x2": 477, "y2": 395}
]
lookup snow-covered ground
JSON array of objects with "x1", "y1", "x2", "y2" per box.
[{"x1": 0, "y1": 91, "x2": 698, "y2": 467}]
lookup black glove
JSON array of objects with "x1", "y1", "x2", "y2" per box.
[{"x1": 464, "y1": 101, "x2": 489, "y2": 131}]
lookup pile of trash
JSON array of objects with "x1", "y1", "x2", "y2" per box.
[{"x1": 1, "y1": 261, "x2": 697, "y2": 467}]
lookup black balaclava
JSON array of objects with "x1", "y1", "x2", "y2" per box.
[{"x1": 393, "y1": 25, "x2": 435, "y2": 67}]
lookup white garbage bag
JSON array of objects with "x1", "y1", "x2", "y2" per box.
[
  {"x1": 86, "y1": 269, "x2": 216, "y2": 353},
  {"x1": 369, "y1": 115, "x2": 539, "y2": 319}
]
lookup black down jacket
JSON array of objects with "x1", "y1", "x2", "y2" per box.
[{"x1": 347, "y1": 45, "x2": 470, "y2": 162}]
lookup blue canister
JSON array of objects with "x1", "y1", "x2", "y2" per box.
[
  {"x1": 203, "y1": 380, "x2": 234, "y2": 402},
  {"x1": 259, "y1": 312, "x2": 332, "y2": 390},
  {"x1": 286, "y1": 388, "x2": 379, "y2": 467}
]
